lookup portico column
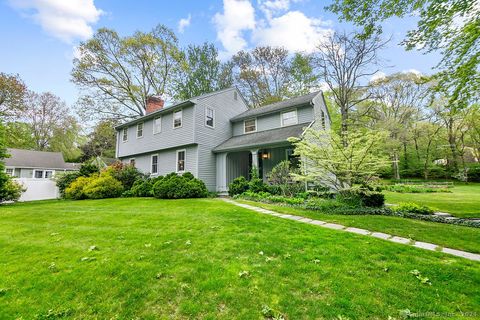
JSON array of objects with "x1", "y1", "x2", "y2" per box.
[
  {"x1": 250, "y1": 149, "x2": 259, "y2": 176},
  {"x1": 216, "y1": 152, "x2": 228, "y2": 193}
]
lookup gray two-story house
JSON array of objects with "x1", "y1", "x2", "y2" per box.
[{"x1": 115, "y1": 87, "x2": 330, "y2": 193}]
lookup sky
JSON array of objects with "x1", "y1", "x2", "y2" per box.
[{"x1": 0, "y1": 0, "x2": 442, "y2": 107}]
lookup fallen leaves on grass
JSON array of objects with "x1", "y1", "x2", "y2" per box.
[{"x1": 410, "y1": 270, "x2": 432, "y2": 285}]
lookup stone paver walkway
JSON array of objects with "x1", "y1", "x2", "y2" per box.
[{"x1": 222, "y1": 198, "x2": 480, "y2": 262}]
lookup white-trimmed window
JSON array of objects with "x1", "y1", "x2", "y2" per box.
[
  {"x1": 153, "y1": 117, "x2": 162, "y2": 134},
  {"x1": 137, "y1": 122, "x2": 144, "y2": 138},
  {"x1": 281, "y1": 110, "x2": 298, "y2": 127},
  {"x1": 151, "y1": 154, "x2": 158, "y2": 174},
  {"x1": 205, "y1": 107, "x2": 214, "y2": 128},
  {"x1": 34, "y1": 170, "x2": 44, "y2": 179},
  {"x1": 45, "y1": 170, "x2": 53, "y2": 179},
  {"x1": 129, "y1": 158, "x2": 136, "y2": 167},
  {"x1": 176, "y1": 149, "x2": 186, "y2": 173},
  {"x1": 173, "y1": 110, "x2": 182, "y2": 128},
  {"x1": 5, "y1": 168, "x2": 14, "y2": 176},
  {"x1": 244, "y1": 118, "x2": 256, "y2": 133},
  {"x1": 122, "y1": 127, "x2": 128, "y2": 142}
]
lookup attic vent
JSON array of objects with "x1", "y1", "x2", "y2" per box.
[{"x1": 234, "y1": 91, "x2": 238, "y2": 100}]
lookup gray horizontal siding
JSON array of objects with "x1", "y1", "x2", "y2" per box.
[
  {"x1": 194, "y1": 88, "x2": 249, "y2": 191},
  {"x1": 117, "y1": 105, "x2": 195, "y2": 158},
  {"x1": 232, "y1": 105, "x2": 314, "y2": 136},
  {"x1": 120, "y1": 145, "x2": 198, "y2": 177}
]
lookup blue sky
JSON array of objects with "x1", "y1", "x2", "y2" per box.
[{"x1": 0, "y1": 0, "x2": 441, "y2": 107}]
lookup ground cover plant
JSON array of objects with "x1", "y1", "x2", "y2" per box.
[{"x1": 1, "y1": 198, "x2": 479, "y2": 319}]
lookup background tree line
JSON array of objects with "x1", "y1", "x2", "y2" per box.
[{"x1": 1, "y1": 0, "x2": 479, "y2": 182}]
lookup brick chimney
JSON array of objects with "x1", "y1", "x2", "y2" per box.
[{"x1": 146, "y1": 96, "x2": 164, "y2": 114}]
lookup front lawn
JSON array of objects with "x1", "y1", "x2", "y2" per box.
[
  {"x1": 1, "y1": 198, "x2": 479, "y2": 319},
  {"x1": 384, "y1": 183, "x2": 480, "y2": 218},
  {"x1": 238, "y1": 200, "x2": 480, "y2": 254}
]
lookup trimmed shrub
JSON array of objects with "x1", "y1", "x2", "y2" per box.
[
  {"x1": 65, "y1": 176, "x2": 95, "y2": 200},
  {"x1": 337, "y1": 187, "x2": 385, "y2": 208},
  {"x1": 0, "y1": 179, "x2": 25, "y2": 202},
  {"x1": 152, "y1": 172, "x2": 208, "y2": 199},
  {"x1": 83, "y1": 175, "x2": 124, "y2": 199},
  {"x1": 393, "y1": 202, "x2": 434, "y2": 215},
  {"x1": 228, "y1": 176, "x2": 249, "y2": 196},
  {"x1": 182, "y1": 172, "x2": 195, "y2": 180},
  {"x1": 55, "y1": 171, "x2": 82, "y2": 197},
  {"x1": 130, "y1": 178, "x2": 154, "y2": 197}
]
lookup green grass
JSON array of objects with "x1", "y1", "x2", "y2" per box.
[
  {"x1": 238, "y1": 199, "x2": 480, "y2": 254},
  {"x1": 1, "y1": 198, "x2": 479, "y2": 319},
  {"x1": 384, "y1": 183, "x2": 480, "y2": 218}
]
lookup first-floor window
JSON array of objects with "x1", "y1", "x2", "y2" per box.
[
  {"x1": 45, "y1": 171, "x2": 53, "y2": 179},
  {"x1": 151, "y1": 155, "x2": 158, "y2": 174},
  {"x1": 5, "y1": 168, "x2": 13, "y2": 176},
  {"x1": 176, "y1": 150, "x2": 185, "y2": 173},
  {"x1": 129, "y1": 158, "x2": 136, "y2": 167},
  {"x1": 34, "y1": 170, "x2": 44, "y2": 178}
]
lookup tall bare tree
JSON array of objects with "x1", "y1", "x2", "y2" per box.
[
  {"x1": 72, "y1": 25, "x2": 184, "y2": 120},
  {"x1": 314, "y1": 31, "x2": 388, "y2": 144},
  {"x1": 231, "y1": 46, "x2": 292, "y2": 107}
]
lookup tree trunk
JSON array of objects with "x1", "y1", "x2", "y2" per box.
[
  {"x1": 447, "y1": 117, "x2": 458, "y2": 172},
  {"x1": 392, "y1": 151, "x2": 400, "y2": 180}
]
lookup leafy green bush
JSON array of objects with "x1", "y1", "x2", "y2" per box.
[
  {"x1": 83, "y1": 175, "x2": 124, "y2": 199},
  {"x1": 182, "y1": 172, "x2": 195, "y2": 180},
  {"x1": 130, "y1": 178, "x2": 154, "y2": 197},
  {"x1": 0, "y1": 179, "x2": 25, "y2": 202},
  {"x1": 79, "y1": 162, "x2": 99, "y2": 176},
  {"x1": 304, "y1": 198, "x2": 348, "y2": 211},
  {"x1": 65, "y1": 176, "x2": 95, "y2": 200},
  {"x1": 55, "y1": 171, "x2": 82, "y2": 197},
  {"x1": 152, "y1": 172, "x2": 208, "y2": 199},
  {"x1": 228, "y1": 176, "x2": 249, "y2": 196},
  {"x1": 106, "y1": 162, "x2": 144, "y2": 191},
  {"x1": 337, "y1": 187, "x2": 385, "y2": 207},
  {"x1": 467, "y1": 165, "x2": 480, "y2": 182},
  {"x1": 266, "y1": 160, "x2": 304, "y2": 196},
  {"x1": 393, "y1": 202, "x2": 434, "y2": 215}
]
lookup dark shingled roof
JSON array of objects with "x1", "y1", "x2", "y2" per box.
[
  {"x1": 213, "y1": 123, "x2": 309, "y2": 152},
  {"x1": 4, "y1": 148, "x2": 79, "y2": 170},
  {"x1": 230, "y1": 91, "x2": 320, "y2": 122}
]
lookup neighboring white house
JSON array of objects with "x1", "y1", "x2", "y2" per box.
[{"x1": 4, "y1": 148, "x2": 79, "y2": 201}]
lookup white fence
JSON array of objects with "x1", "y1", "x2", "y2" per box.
[{"x1": 15, "y1": 178, "x2": 60, "y2": 202}]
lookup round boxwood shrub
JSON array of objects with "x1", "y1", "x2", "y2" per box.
[
  {"x1": 228, "y1": 176, "x2": 249, "y2": 196},
  {"x1": 130, "y1": 178, "x2": 154, "y2": 197},
  {"x1": 83, "y1": 175, "x2": 124, "y2": 199},
  {"x1": 152, "y1": 172, "x2": 208, "y2": 199},
  {"x1": 337, "y1": 187, "x2": 385, "y2": 208}
]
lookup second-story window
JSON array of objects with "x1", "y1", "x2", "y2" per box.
[
  {"x1": 137, "y1": 122, "x2": 144, "y2": 138},
  {"x1": 244, "y1": 118, "x2": 256, "y2": 133},
  {"x1": 122, "y1": 127, "x2": 128, "y2": 142},
  {"x1": 173, "y1": 110, "x2": 182, "y2": 128},
  {"x1": 153, "y1": 117, "x2": 162, "y2": 134},
  {"x1": 205, "y1": 107, "x2": 214, "y2": 128},
  {"x1": 281, "y1": 110, "x2": 298, "y2": 127}
]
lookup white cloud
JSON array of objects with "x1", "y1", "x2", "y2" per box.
[
  {"x1": 259, "y1": 0, "x2": 291, "y2": 19},
  {"x1": 213, "y1": 0, "x2": 256, "y2": 57},
  {"x1": 8, "y1": 0, "x2": 103, "y2": 42},
  {"x1": 178, "y1": 14, "x2": 191, "y2": 33},
  {"x1": 253, "y1": 11, "x2": 333, "y2": 53}
]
